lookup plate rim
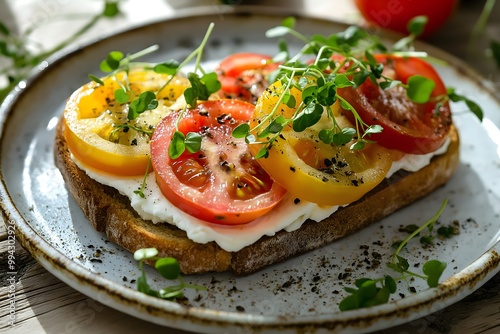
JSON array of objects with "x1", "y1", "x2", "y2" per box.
[{"x1": 1, "y1": 5, "x2": 500, "y2": 333}]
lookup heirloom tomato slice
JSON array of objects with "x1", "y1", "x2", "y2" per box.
[
  {"x1": 249, "y1": 81, "x2": 394, "y2": 206},
  {"x1": 338, "y1": 55, "x2": 452, "y2": 154},
  {"x1": 217, "y1": 53, "x2": 279, "y2": 103},
  {"x1": 150, "y1": 99, "x2": 286, "y2": 225},
  {"x1": 63, "y1": 68, "x2": 188, "y2": 176}
]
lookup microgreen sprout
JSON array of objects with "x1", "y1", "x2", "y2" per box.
[
  {"x1": 133, "y1": 159, "x2": 151, "y2": 199},
  {"x1": 392, "y1": 15, "x2": 428, "y2": 51},
  {"x1": 339, "y1": 199, "x2": 450, "y2": 311},
  {"x1": 166, "y1": 23, "x2": 221, "y2": 159},
  {"x1": 89, "y1": 45, "x2": 161, "y2": 122},
  {"x1": 134, "y1": 248, "x2": 206, "y2": 300}
]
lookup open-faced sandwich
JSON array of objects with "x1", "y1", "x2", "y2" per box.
[{"x1": 54, "y1": 20, "x2": 474, "y2": 276}]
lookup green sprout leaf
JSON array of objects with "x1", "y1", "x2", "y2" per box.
[
  {"x1": 201, "y1": 72, "x2": 222, "y2": 95},
  {"x1": 134, "y1": 247, "x2": 206, "y2": 301},
  {"x1": 281, "y1": 16, "x2": 296, "y2": 29},
  {"x1": 353, "y1": 70, "x2": 371, "y2": 88},
  {"x1": 447, "y1": 87, "x2": 484, "y2": 121},
  {"x1": 128, "y1": 91, "x2": 158, "y2": 120},
  {"x1": 384, "y1": 276, "x2": 397, "y2": 293},
  {"x1": 408, "y1": 16, "x2": 428, "y2": 37},
  {"x1": 134, "y1": 248, "x2": 158, "y2": 261},
  {"x1": 266, "y1": 26, "x2": 291, "y2": 38},
  {"x1": 169, "y1": 131, "x2": 186, "y2": 159},
  {"x1": 423, "y1": 260, "x2": 447, "y2": 288},
  {"x1": 255, "y1": 146, "x2": 269, "y2": 159},
  {"x1": 379, "y1": 80, "x2": 401, "y2": 90},
  {"x1": 350, "y1": 141, "x2": 365, "y2": 150},
  {"x1": 184, "y1": 72, "x2": 220, "y2": 107},
  {"x1": 259, "y1": 115, "x2": 287, "y2": 138},
  {"x1": 114, "y1": 88, "x2": 130, "y2": 104},
  {"x1": 293, "y1": 102, "x2": 323, "y2": 132},
  {"x1": 334, "y1": 74, "x2": 354, "y2": 88},
  {"x1": 232, "y1": 123, "x2": 251, "y2": 138},
  {"x1": 155, "y1": 257, "x2": 181, "y2": 280},
  {"x1": 283, "y1": 92, "x2": 297, "y2": 108},
  {"x1": 88, "y1": 74, "x2": 105, "y2": 86},
  {"x1": 407, "y1": 75, "x2": 435, "y2": 103},
  {"x1": 103, "y1": 0, "x2": 121, "y2": 17},
  {"x1": 154, "y1": 60, "x2": 180, "y2": 75},
  {"x1": 332, "y1": 127, "x2": 355, "y2": 146},
  {"x1": 100, "y1": 51, "x2": 124, "y2": 72},
  {"x1": 319, "y1": 129, "x2": 334, "y2": 144},
  {"x1": 364, "y1": 124, "x2": 383, "y2": 135},
  {"x1": 185, "y1": 132, "x2": 202, "y2": 153}
]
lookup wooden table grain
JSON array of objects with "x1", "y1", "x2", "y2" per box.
[{"x1": 1, "y1": 1, "x2": 500, "y2": 333}]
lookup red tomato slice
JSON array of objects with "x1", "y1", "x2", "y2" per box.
[
  {"x1": 150, "y1": 99, "x2": 287, "y2": 225},
  {"x1": 217, "y1": 53, "x2": 279, "y2": 103},
  {"x1": 338, "y1": 55, "x2": 452, "y2": 154}
]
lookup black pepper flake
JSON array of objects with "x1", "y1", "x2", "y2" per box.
[
  {"x1": 290, "y1": 166, "x2": 296, "y2": 172},
  {"x1": 409, "y1": 286, "x2": 417, "y2": 293},
  {"x1": 236, "y1": 305, "x2": 245, "y2": 312},
  {"x1": 293, "y1": 198, "x2": 300, "y2": 204},
  {"x1": 336, "y1": 160, "x2": 347, "y2": 168},
  {"x1": 131, "y1": 138, "x2": 138, "y2": 146},
  {"x1": 122, "y1": 276, "x2": 128, "y2": 282}
]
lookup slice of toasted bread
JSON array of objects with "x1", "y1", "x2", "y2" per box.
[{"x1": 54, "y1": 117, "x2": 459, "y2": 275}]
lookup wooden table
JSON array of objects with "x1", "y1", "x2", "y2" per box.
[{"x1": 1, "y1": 1, "x2": 500, "y2": 333}]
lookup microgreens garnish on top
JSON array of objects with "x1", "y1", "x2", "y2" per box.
[
  {"x1": 89, "y1": 45, "x2": 161, "y2": 121},
  {"x1": 232, "y1": 16, "x2": 444, "y2": 157},
  {"x1": 88, "y1": 23, "x2": 221, "y2": 150},
  {"x1": 233, "y1": 16, "x2": 483, "y2": 158}
]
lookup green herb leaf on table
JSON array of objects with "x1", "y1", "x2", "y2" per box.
[{"x1": 134, "y1": 248, "x2": 206, "y2": 301}]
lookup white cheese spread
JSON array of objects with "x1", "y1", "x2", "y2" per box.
[{"x1": 75, "y1": 137, "x2": 450, "y2": 252}]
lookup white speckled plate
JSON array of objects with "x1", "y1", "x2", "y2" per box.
[{"x1": 1, "y1": 6, "x2": 500, "y2": 334}]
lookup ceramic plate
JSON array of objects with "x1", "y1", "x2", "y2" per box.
[{"x1": 1, "y1": 6, "x2": 500, "y2": 334}]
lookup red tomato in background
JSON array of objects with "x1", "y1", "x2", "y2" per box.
[{"x1": 354, "y1": 0, "x2": 458, "y2": 37}]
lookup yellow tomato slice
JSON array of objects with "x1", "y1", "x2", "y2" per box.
[
  {"x1": 249, "y1": 81, "x2": 394, "y2": 206},
  {"x1": 63, "y1": 68, "x2": 189, "y2": 176}
]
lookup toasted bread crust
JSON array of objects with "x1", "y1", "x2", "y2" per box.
[{"x1": 54, "y1": 118, "x2": 459, "y2": 275}]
